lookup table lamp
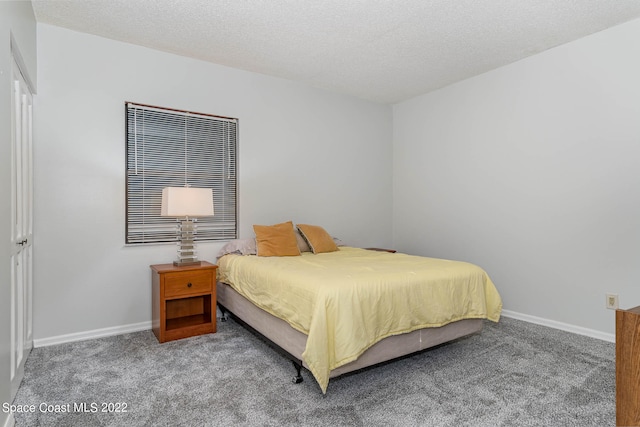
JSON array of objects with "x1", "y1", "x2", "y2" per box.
[{"x1": 161, "y1": 187, "x2": 214, "y2": 266}]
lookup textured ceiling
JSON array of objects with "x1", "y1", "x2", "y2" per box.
[{"x1": 31, "y1": 0, "x2": 640, "y2": 104}]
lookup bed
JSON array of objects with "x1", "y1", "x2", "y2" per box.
[{"x1": 215, "y1": 224, "x2": 502, "y2": 393}]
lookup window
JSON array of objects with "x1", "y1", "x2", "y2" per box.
[{"x1": 125, "y1": 102, "x2": 237, "y2": 244}]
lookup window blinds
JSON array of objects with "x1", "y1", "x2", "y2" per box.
[{"x1": 126, "y1": 102, "x2": 237, "y2": 244}]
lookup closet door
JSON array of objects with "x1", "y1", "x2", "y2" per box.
[{"x1": 10, "y1": 58, "x2": 33, "y2": 400}]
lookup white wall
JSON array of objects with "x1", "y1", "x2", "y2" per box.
[
  {"x1": 393, "y1": 18, "x2": 640, "y2": 336},
  {"x1": 34, "y1": 11, "x2": 640, "y2": 343},
  {"x1": 34, "y1": 24, "x2": 392, "y2": 341},
  {"x1": 0, "y1": 1, "x2": 37, "y2": 422}
]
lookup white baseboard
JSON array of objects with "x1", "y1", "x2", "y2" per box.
[
  {"x1": 33, "y1": 321, "x2": 152, "y2": 348},
  {"x1": 501, "y1": 309, "x2": 615, "y2": 343},
  {"x1": 31, "y1": 311, "x2": 614, "y2": 348},
  {"x1": 2, "y1": 413, "x2": 15, "y2": 427}
]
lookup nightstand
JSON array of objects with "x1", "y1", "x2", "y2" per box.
[
  {"x1": 364, "y1": 247, "x2": 397, "y2": 253},
  {"x1": 151, "y1": 261, "x2": 217, "y2": 343}
]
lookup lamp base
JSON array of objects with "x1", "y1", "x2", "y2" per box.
[
  {"x1": 172, "y1": 219, "x2": 201, "y2": 267},
  {"x1": 173, "y1": 260, "x2": 202, "y2": 267}
]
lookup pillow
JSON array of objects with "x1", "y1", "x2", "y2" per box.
[
  {"x1": 253, "y1": 221, "x2": 301, "y2": 257},
  {"x1": 216, "y1": 239, "x2": 257, "y2": 259},
  {"x1": 295, "y1": 229, "x2": 312, "y2": 252},
  {"x1": 296, "y1": 224, "x2": 339, "y2": 254}
]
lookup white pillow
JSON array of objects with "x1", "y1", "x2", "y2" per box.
[{"x1": 216, "y1": 239, "x2": 257, "y2": 259}]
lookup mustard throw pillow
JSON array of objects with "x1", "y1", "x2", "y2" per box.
[
  {"x1": 296, "y1": 224, "x2": 338, "y2": 254},
  {"x1": 253, "y1": 221, "x2": 301, "y2": 257}
]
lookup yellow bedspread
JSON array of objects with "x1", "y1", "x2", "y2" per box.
[{"x1": 218, "y1": 247, "x2": 502, "y2": 393}]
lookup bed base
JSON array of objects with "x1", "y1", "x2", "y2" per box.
[{"x1": 217, "y1": 281, "x2": 483, "y2": 390}]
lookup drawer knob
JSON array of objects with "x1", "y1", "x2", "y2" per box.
[{"x1": 187, "y1": 282, "x2": 192, "y2": 288}]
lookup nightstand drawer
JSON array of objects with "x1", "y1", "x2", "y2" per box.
[{"x1": 164, "y1": 270, "x2": 212, "y2": 298}]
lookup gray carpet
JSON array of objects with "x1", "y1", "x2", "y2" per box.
[{"x1": 13, "y1": 316, "x2": 614, "y2": 426}]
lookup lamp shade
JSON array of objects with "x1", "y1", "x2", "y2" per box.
[{"x1": 161, "y1": 187, "x2": 214, "y2": 217}]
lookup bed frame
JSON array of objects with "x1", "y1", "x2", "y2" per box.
[{"x1": 216, "y1": 281, "x2": 484, "y2": 389}]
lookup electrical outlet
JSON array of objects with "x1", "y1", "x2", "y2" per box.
[{"x1": 606, "y1": 293, "x2": 619, "y2": 310}]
